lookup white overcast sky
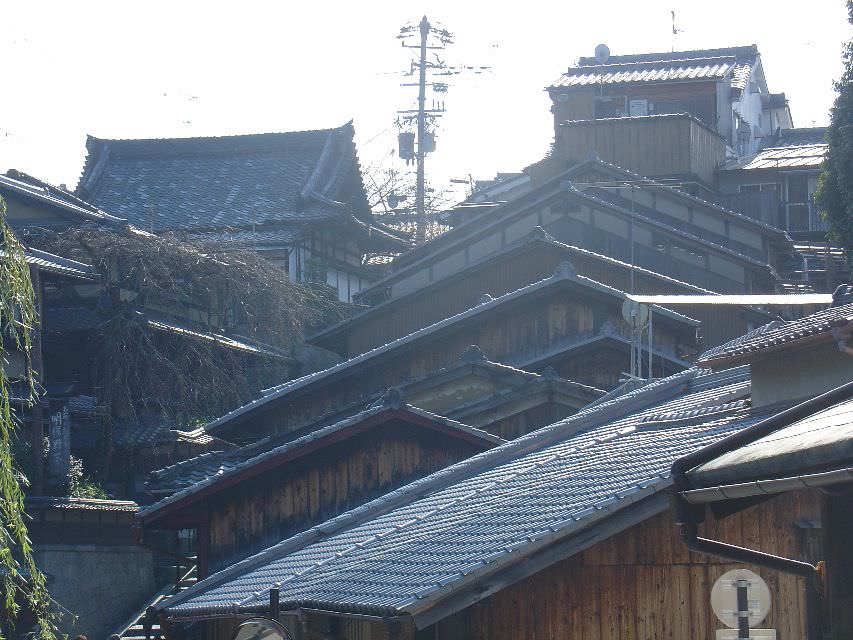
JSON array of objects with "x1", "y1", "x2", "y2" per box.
[{"x1": 1, "y1": 1, "x2": 850, "y2": 201}]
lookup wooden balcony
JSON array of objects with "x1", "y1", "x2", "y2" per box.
[{"x1": 555, "y1": 113, "x2": 727, "y2": 187}]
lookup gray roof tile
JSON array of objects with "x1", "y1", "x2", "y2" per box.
[
  {"x1": 76, "y1": 123, "x2": 368, "y2": 234},
  {"x1": 698, "y1": 302, "x2": 853, "y2": 366},
  {"x1": 207, "y1": 267, "x2": 698, "y2": 435},
  {"x1": 143, "y1": 402, "x2": 501, "y2": 505},
  {"x1": 159, "y1": 366, "x2": 766, "y2": 620},
  {"x1": 550, "y1": 46, "x2": 757, "y2": 90}
]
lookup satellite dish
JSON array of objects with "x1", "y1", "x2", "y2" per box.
[
  {"x1": 711, "y1": 569, "x2": 771, "y2": 629},
  {"x1": 231, "y1": 618, "x2": 293, "y2": 640},
  {"x1": 594, "y1": 44, "x2": 611, "y2": 64},
  {"x1": 621, "y1": 299, "x2": 649, "y2": 327}
]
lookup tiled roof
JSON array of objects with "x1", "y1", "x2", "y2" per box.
[
  {"x1": 209, "y1": 265, "x2": 698, "y2": 435},
  {"x1": 141, "y1": 401, "x2": 502, "y2": 520},
  {"x1": 724, "y1": 128, "x2": 828, "y2": 171},
  {"x1": 143, "y1": 313, "x2": 288, "y2": 358},
  {"x1": 76, "y1": 123, "x2": 369, "y2": 233},
  {"x1": 319, "y1": 230, "x2": 728, "y2": 349},
  {"x1": 358, "y1": 155, "x2": 785, "y2": 304},
  {"x1": 550, "y1": 46, "x2": 757, "y2": 90},
  {"x1": 187, "y1": 226, "x2": 305, "y2": 249},
  {"x1": 0, "y1": 171, "x2": 126, "y2": 227},
  {"x1": 158, "y1": 367, "x2": 766, "y2": 622},
  {"x1": 698, "y1": 301, "x2": 853, "y2": 367},
  {"x1": 25, "y1": 497, "x2": 138, "y2": 512},
  {"x1": 23, "y1": 248, "x2": 96, "y2": 280},
  {"x1": 114, "y1": 421, "x2": 179, "y2": 447}
]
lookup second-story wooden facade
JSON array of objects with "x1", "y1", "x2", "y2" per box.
[{"x1": 204, "y1": 266, "x2": 698, "y2": 444}]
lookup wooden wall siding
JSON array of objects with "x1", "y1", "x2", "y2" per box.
[
  {"x1": 543, "y1": 346, "x2": 685, "y2": 392},
  {"x1": 546, "y1": 213, "x2": 752, "y2": 295},
  {"x1": 426, "y1": 491, "x2": 820, "y2": 640},
  {"x1": 555, "y1": 115, "x2": 726, "y2": 186},
  {"x1": 205, "y1": 616, "x2": 391, "y2": 640},
  {"x1": 231, "y1": 293, "x2": 691, "y2": 443},
  {"x1": 337, "y1": 243, "x2": 759, "y2": 361},
  {"x1": 206, "y1": 422, "x2": 483, "y2": 574},
  {"x1": 552, "y1": 81, "x2": 719, "y2": 133},
  {"x1": 486, "y1": 403, "x2": 576, "y2": 440},
  {"x1": 343, "y1": 247, "x2": 564, "y2": 357},
  {"x1": 201, "y1": 491, "x2": 820, "y2": 640}
]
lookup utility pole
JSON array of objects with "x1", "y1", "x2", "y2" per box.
[
  {"x1": 393, "y1": 17, "x2": 488, "y2": 243},
  {"x1": 416, "y1": 16, "x2": 429, "y2": 244}
]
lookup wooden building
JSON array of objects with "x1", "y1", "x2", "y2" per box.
[
  {"x1": 671, "y1": 292, "x2": 853, "y2": 639},
  {"x1": 152, "y1": 365, "x2": 822, "y2": 640},
  {"x1": 717, "y1": 128, "x2": 829, "y2": 236},
  {"x1": 203, "y1": 265, "x2": 699, "y2": 444},
  {"x1": 74, "y1": 123, "x2": 410, "y2": 302},
  {"x1": 139, "y1": 399, "x2": 502, "y2": 578},
  {"x1": 357, "y1": 157, "x2": 790, "y2": 309},
  {"x1": 313, "y1": 230, "x2": 774, "y2": 360},
  {"x1": 546, "y1": 45, "x2": 793, "y2": 186}
]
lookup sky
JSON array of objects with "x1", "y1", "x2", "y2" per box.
[{"x1": 1, "y1": 1, "x2": 850, "y2": 204}]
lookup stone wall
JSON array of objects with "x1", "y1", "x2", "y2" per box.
[{"x1": 34, "y1": 544, "x2": 154, "y2": 640}]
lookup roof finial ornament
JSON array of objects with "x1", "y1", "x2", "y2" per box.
[
  {"x1": 553, "y1": 261, "x2": 577, "y2": 277},
  {"x1": 584, "y1": 150, "x2": 600, "y2": 163},
  {"x1": 831, "y1": 284, "x2": 853, "y2": 308},
  {"x1": 541, "y1": 365, "x2": 559, "y2": 379},
  {"x1": 460, "y1": 344, "x2": 487, "y2": 363},
  {"x1": 381, "y1": 387, "x2": 405, "y2": 410},
  {"x1": 529, "y1": 226, "x2": 554, "y2": 241}
]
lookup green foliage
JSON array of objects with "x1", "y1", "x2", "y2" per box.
[
  {"x1": 0, "y1": 196, "x2": 56, "y2": 639},
  {"x1": 816, "y1": 1, "x2": 853, "y2": 252},
  {"x1": 67, "y1": 457, "x2": 108, "y2": 500}
]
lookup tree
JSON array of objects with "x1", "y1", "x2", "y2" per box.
[
  {"x1": 0, "y1": 196, "x2": 55, "y2": 639},
  {"x1": 363, "y1": 163, "x2": 451, "y2": 244},
  {"x1": 816, "y1": 0, "x2": 853, "y2": 251},
  {"x1": 28, "y1": 227, "x2": 352, "y2": 481}
]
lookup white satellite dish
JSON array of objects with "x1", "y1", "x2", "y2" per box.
[
  {"x1": 594, "y1": 43, "x2": 611, "y2": 64},
  {"x1": 711, "y1": 569, "x2": 771, "y2": 629}
]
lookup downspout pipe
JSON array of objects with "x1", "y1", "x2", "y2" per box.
[
  {"x1": 670, "y1": 379, "x2": 853, "y2": 640},
  {"x1": 677, "y1": 522, "x2": 823, "y2": 640}
]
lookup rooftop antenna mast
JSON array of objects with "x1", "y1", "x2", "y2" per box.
[{"x1": 671, "y1": 10, "x2": 684, "y2": 52}]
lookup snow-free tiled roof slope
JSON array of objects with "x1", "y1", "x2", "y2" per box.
[
  {"x1": 76, "y1": 123, "x2": 369, "y2": 233},
  {"x1": 549, "y1": 45, "x2": 757, "y2": 90},
  {"x1": 699, "y1": 301, "x2": 853, "y2": 367},
  {"x1": 159, "y1": 366, "x2": 768, "y2": 622},
  {"x1": 141, "y1": 401, "x2": 501, "y2": 512}
]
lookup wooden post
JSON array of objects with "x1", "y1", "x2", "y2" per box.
[{"x1": 269, "y1": 587, "x2": 280, "y2": 622}]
